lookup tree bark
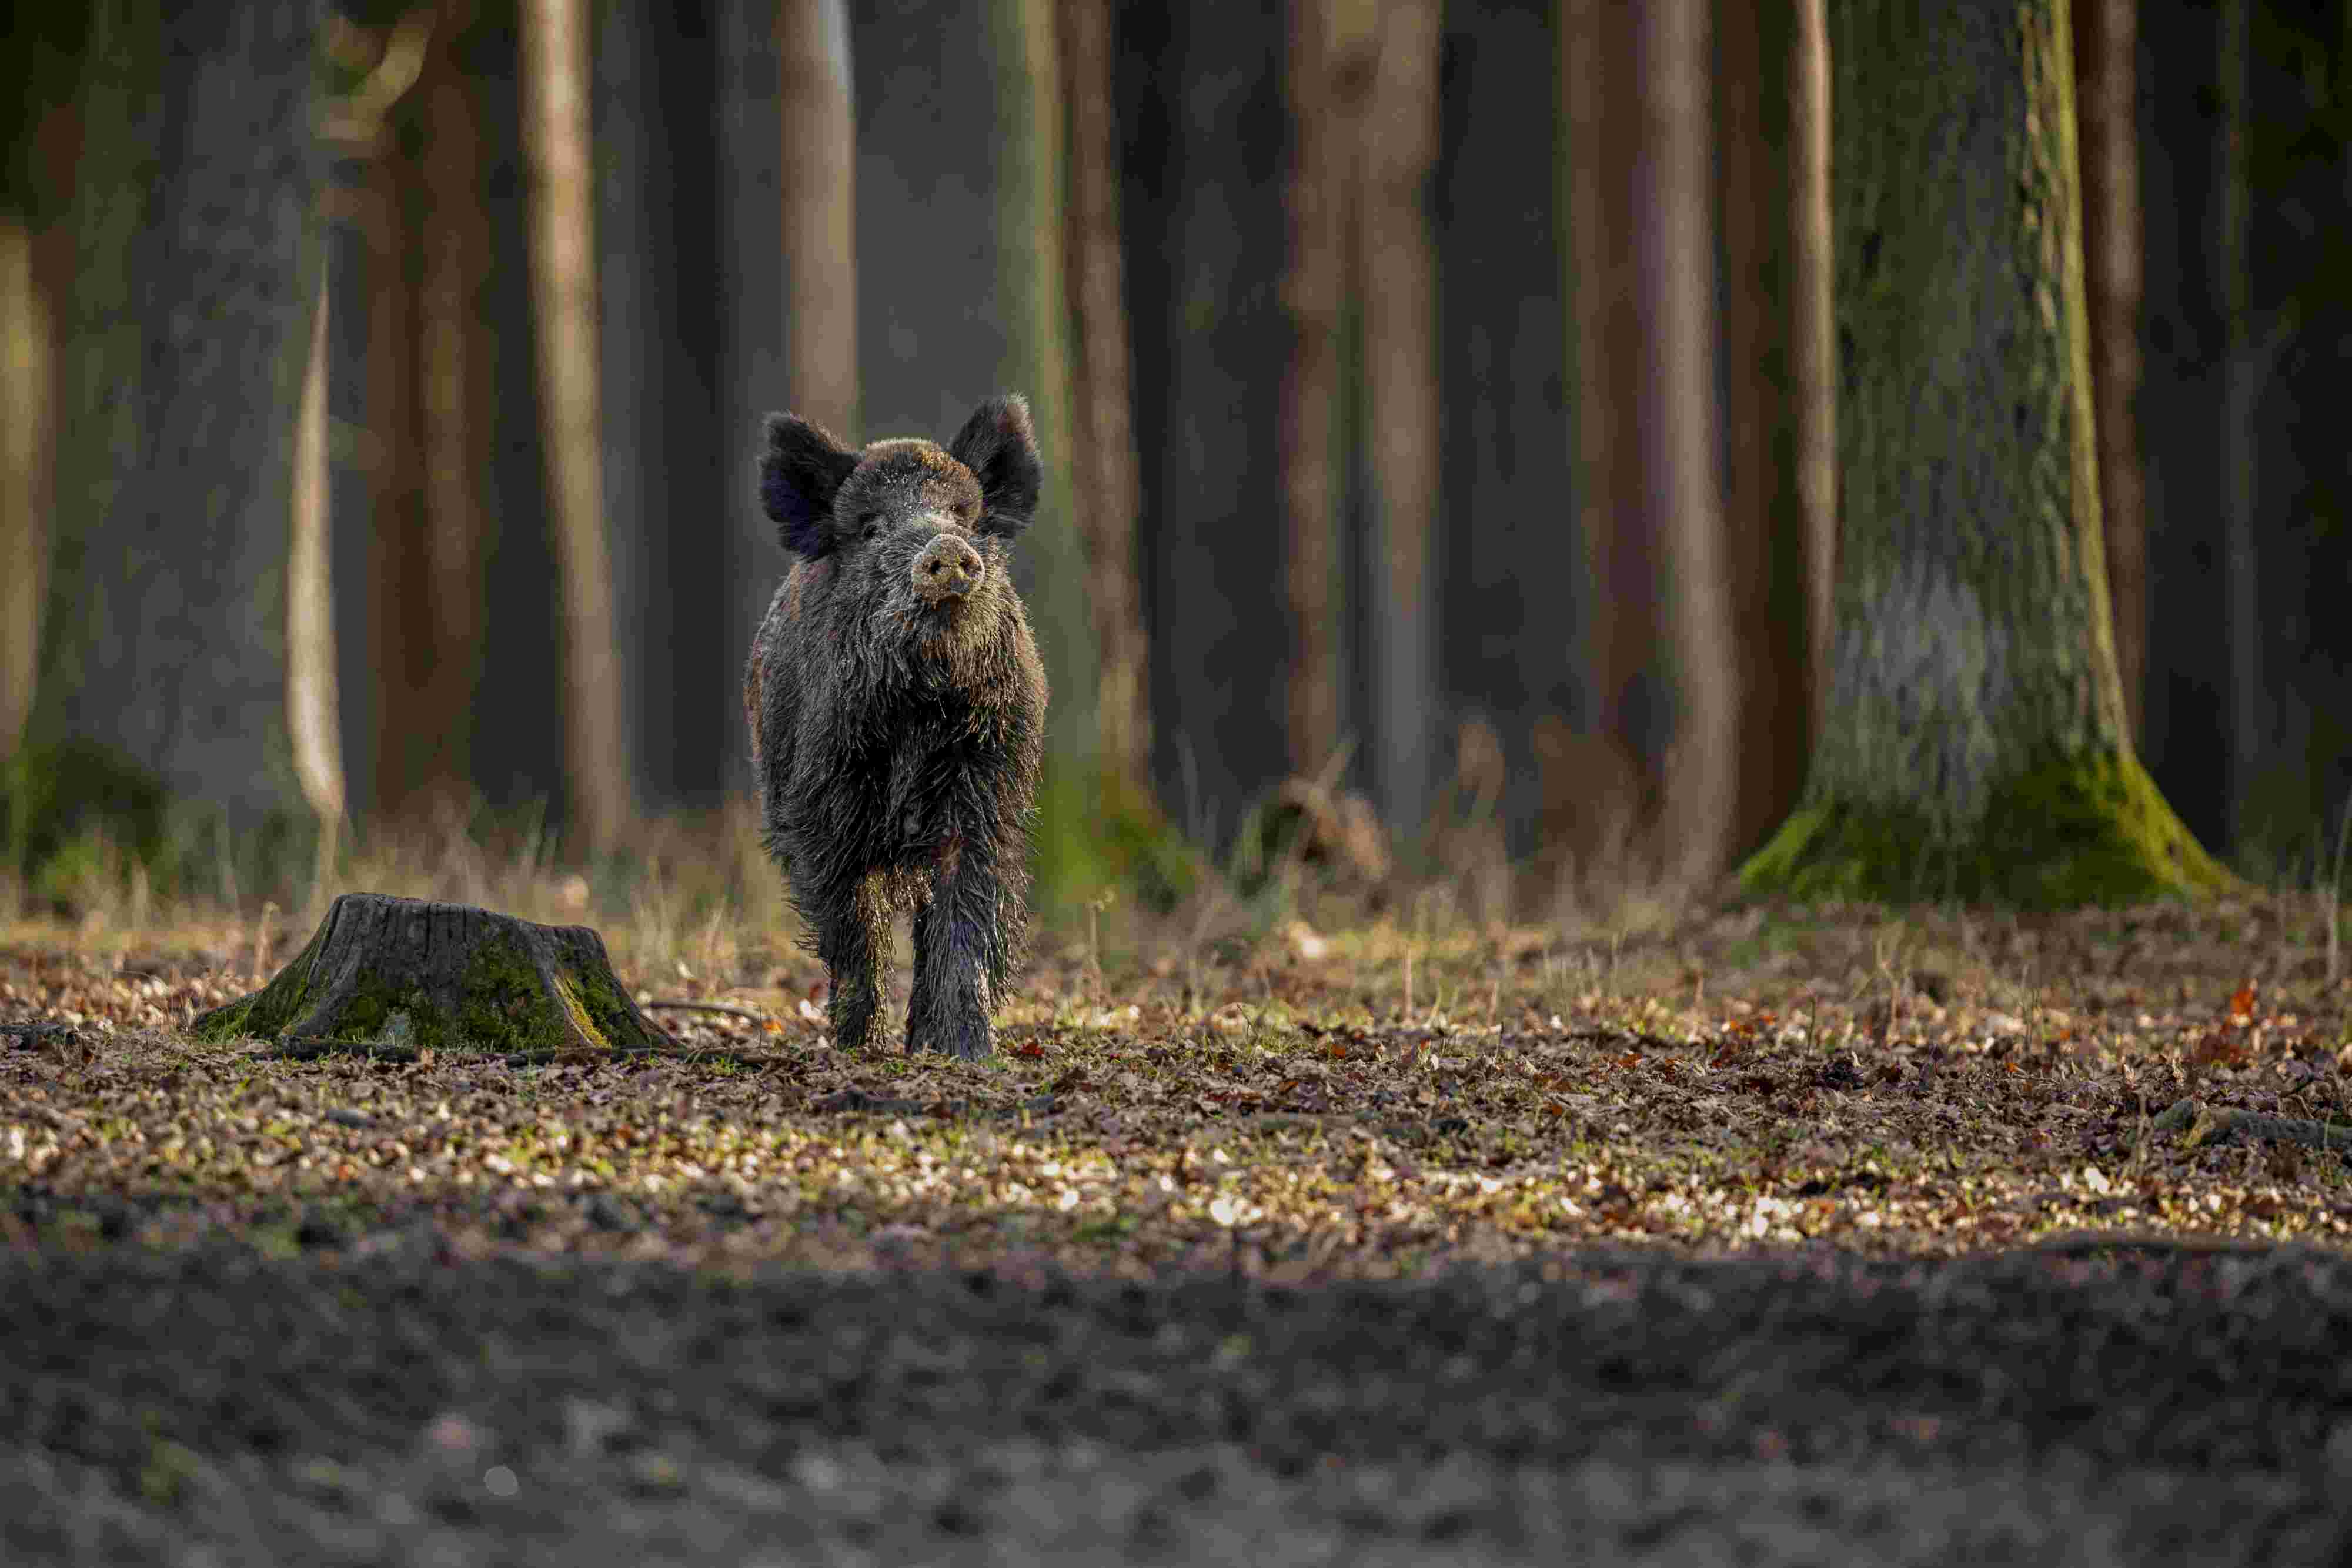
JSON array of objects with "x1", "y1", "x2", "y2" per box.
[
  {"x1": 1740, "y1": 1, "x2": 2230, "y2": 907},
  {"x1": 1714, "y1": 0, "x2": 1818, "y2": 863},
  {"x1": 2217, "y1": 0, "x2": 2259, "y2": 860},
  {"x1": 1281, "y1": 0, "x2": 1344, "y2": 780},
  {"x1": 0, "y1": 216, "x2": 49, "y2": 768},
  {"x1": 286, "y1": 259, "x2": 344, "y2": 890},
  {"x1": 1057, "y1": 0, "x2": 1154, "y2": 806},
  {"x1": 777, "y1": 0, "x2": 859, "y2": 440},
  {"x1": 1350, "y1": 0, "x2": 1444, "y2": 842},
  {"x1": 1632, "y1": 0, "x2": 1736, "y2": 885},
  {"x1": 191, "y1": 891, "x2": 670, "y2": 1057},
  {"x1": 32, "y1": 3, "x2": 326, "y2": 833},
  {"x1": 359, "y1": 7, "x2": 494, "y2": 824},
  {"x1": 2073, "y1": 0, "x2": 2147, "y2": 746},
  {"x1": 522, "y1": 0, "x2": 632, "y2": 854},
  {"x1": 1434, "y1": 0, "x2": 1575, "y2": 867},
  {"x1": 1117, "y1": 2, "x2": 1292, "y2": 849},
  {"x1": 1790, "y1": 0, "x2": 1836, "y2": 732},
  {"x1": 994, "y1": 0, "x2": 1095, "y2": 872},
  {"x1": 1563, "y1": 0, "x2": 1662, "y2": 865}
]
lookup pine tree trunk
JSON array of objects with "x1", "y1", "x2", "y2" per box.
[
  {"x1": 1352, "y1": 0, "x2": 1443, "y2": 842},
  {"x1": 1790, "y1": 0, "x2": 1836, "y2": 728},
  {"x1": 1434, "y1": 0, "x2": 1575, "y2": 872},
  {"x1": 1740, "y1": 1, "x2": 2230, "y2": 907},
  {"x1": 286, "y1": 262, "x2": 343, "y2": 887},
  {"x1": 0, "y1": 216, "x2": 49, "y2": 768},
  {"x1": 33, "y1": 4, "x2": 326, "y2": 830},
  {"x1": 1117, "y1": 3, "x2": 1293, "y2": 847},
  {"x1": 1714, "y1": 0, "x2": 1818, "y2": 864},
  {"x1": 522, "y1": 0, "x2": 632, "y2": 854},
  {"x1": 994, "y1": 0, "x2": 1095, "y2": 838},
  {"x1": 1632, "y1": 0, "x2": 1735, "y2": 885},
  {"x1": 1563, "y1": 0, "x2": 1662, "y2": 865},
  {"x1": 1281, "y1": 0, "x2": 1344, "y2": 780},
  {"x1": 776, "y1": 0, "x2": 858, "y2": 439},
  {"x1": 1057, "y1": 0, "x2": 1154, "y2": 807},
  {"x1": 2073, "y1": 0, "x2": 2147, "y2": 746},
  {"x1": 2216, "y1": 0, "x2": 2260, "y2": 860},
  {"x1": 369, "y1": 8, "x2": 496, "y2": 823}
]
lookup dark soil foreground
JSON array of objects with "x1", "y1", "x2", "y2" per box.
[{"x1": 9, "y1": 1235, "x2": 2352, "y2": 1566}]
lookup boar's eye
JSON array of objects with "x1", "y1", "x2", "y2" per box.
[{"x1": 858, "y1": 511, "x2": 882, "y2": 541}]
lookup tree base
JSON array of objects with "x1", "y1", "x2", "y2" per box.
[
  {"x1": 1739, "y1": 748, "x2": 2244, "y2": 908},
  {"x1": 191, "y1": 893, "x2": 670, "y2": 1055}
]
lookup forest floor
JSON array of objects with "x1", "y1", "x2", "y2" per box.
[{"x1": 8, "y1": 885, "x2": 2352, "y2": 1562}]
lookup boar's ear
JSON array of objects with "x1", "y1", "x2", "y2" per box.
[
  {"x1": 761, "y1": 413, "x2": 860, "y2": 557},
  {"x1": 947, "y1": 394, "x2": 1043, "y2": 537}
]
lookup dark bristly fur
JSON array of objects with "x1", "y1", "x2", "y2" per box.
[{"x1": 744, "y1": 394, "x2": 1050, "y2": 1059}]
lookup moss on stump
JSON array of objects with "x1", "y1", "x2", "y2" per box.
[
  {"x1": 1739, "y1": 749, "x2": 2243, "y2": 909},
  {"x1": 191, "y1": 893, "x2": 670, "y2": 1056}
]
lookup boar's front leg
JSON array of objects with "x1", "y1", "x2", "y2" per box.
[
  {"x1": 817, "y1": 872, "x2": 892, "y2": 1051},
  {"x1": 907, "y1": 833, "x2": 1003, "y2": 1060}
]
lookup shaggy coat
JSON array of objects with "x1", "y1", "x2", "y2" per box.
[{"x1": 744, "y1": 396, "x2": 1048, "y2": 1058}]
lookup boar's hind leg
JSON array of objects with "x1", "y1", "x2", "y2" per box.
[
  {"x1": 908, "y1": 843, "x2": 1003, "y2": 1060},
  {"x1": 818, "y1": 874, "x2": 892, "y2": 1050}
]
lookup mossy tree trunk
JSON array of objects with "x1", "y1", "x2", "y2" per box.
[
  {"x1": 1739, "y1": 1, "x2": 2231, "y2": 908},
  {"x1": 191, "y1": 892, "x2": 669, "y2": 1056},
  {"x1": 32, "y1": 4, "x2": 326, "y2": 833}
]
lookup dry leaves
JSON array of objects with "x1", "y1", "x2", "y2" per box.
[{"x1": 5, "y1": 894, "x2": 2352, "y2": 1273}]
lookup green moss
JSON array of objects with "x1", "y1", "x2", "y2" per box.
[
  {"x1": 1740, "y1": 747, "x2": 2243, "y2": 908},
  {"x1": 554, "y1": 959, "x2": 646, "y2": 1049},
  {"x1": 192, "y1": 905, "x2": 662, "y2": 1054},
  {"x1": 189, "y1": 915, "x2": 330, "y2": 1042},
  {"x1": 453, "y1": 932, "x2": 570, "y2": 1053}
]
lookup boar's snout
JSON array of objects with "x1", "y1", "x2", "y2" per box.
[{"x1": 913, "y1": 531, "x2": 987, "y2": 607}]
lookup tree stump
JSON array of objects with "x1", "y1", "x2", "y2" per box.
[{"x1": 190, "y1": 893, "x2": 670, "y2": 1057}]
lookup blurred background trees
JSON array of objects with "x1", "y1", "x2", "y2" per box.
[{"x1": 4, "y1": 0, "x2": 2352, "y2": 920}]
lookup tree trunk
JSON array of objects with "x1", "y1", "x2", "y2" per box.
[
  {"x1": 362, "y1": 7, "x2": 496, "y2": 824},
  {"x1": 1117, "y1": 2, "x2": 1293, "y2": 849},
  {"x1": 1281, "y1": 0, "x2": 1344, "y2": 780},
  {"x1": 191, "y1": 891, "x2": 670, "y2": 1057},
  {"x1": 1632, "y1": 0, "x2": 1735, "y2": 885},
  {"x1": 1349, "y1": 0, "x2": 1444, "y2": 842},
  {"x1": 32, "y1": 4, "x2": 326, "y2": 835},
  {"x1": 1562, "y1": 0, "x2": 1662, "y2": 865},
  {"x1": 0, "y1": 216, "x2": 49, "y2": 768},
  {"x1": 1433, "y1": 0, "x2": 1575, "y2": 870},
  {"x1": 2131, "y1": 0, "x2": 2227, "y2": 850},
  {"x1": 2074, "y1": 0, "x2": 2147, "y2": 746},
  {"x1": 994, "y1": 0, "x2": 1097, "y2": 896},
  {"x1": 777, "y1": 0, "x2": 859, "y2": 440},
  {"x1": 594, "y1": 1, "x2": 730, "y2": 810},
  {"x1": 1713, "y1": 0, "x2": 1818, "y2": 863},
  {"x1": 1740, "y1": 1, "x2": 2230, "y2": 907},
  {"x1": 2217, "y1": 0, "x2": 2259, "y2": 861},
  {"x1": 713, "y1": 0, "x2": 794, "y2": 799},
  {"x1": 1790, "y1": 0, "x2": 1836, "y2": 732},
  {"x1": 1057, "y1": 0, "x2": 1154, "y2": 808},
  {"x1": 522, "y1": 0, "x2": 632, "y2": 854},
  {"x1": 286, "y1": 260, "x2": 344, "y2": 891}
]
